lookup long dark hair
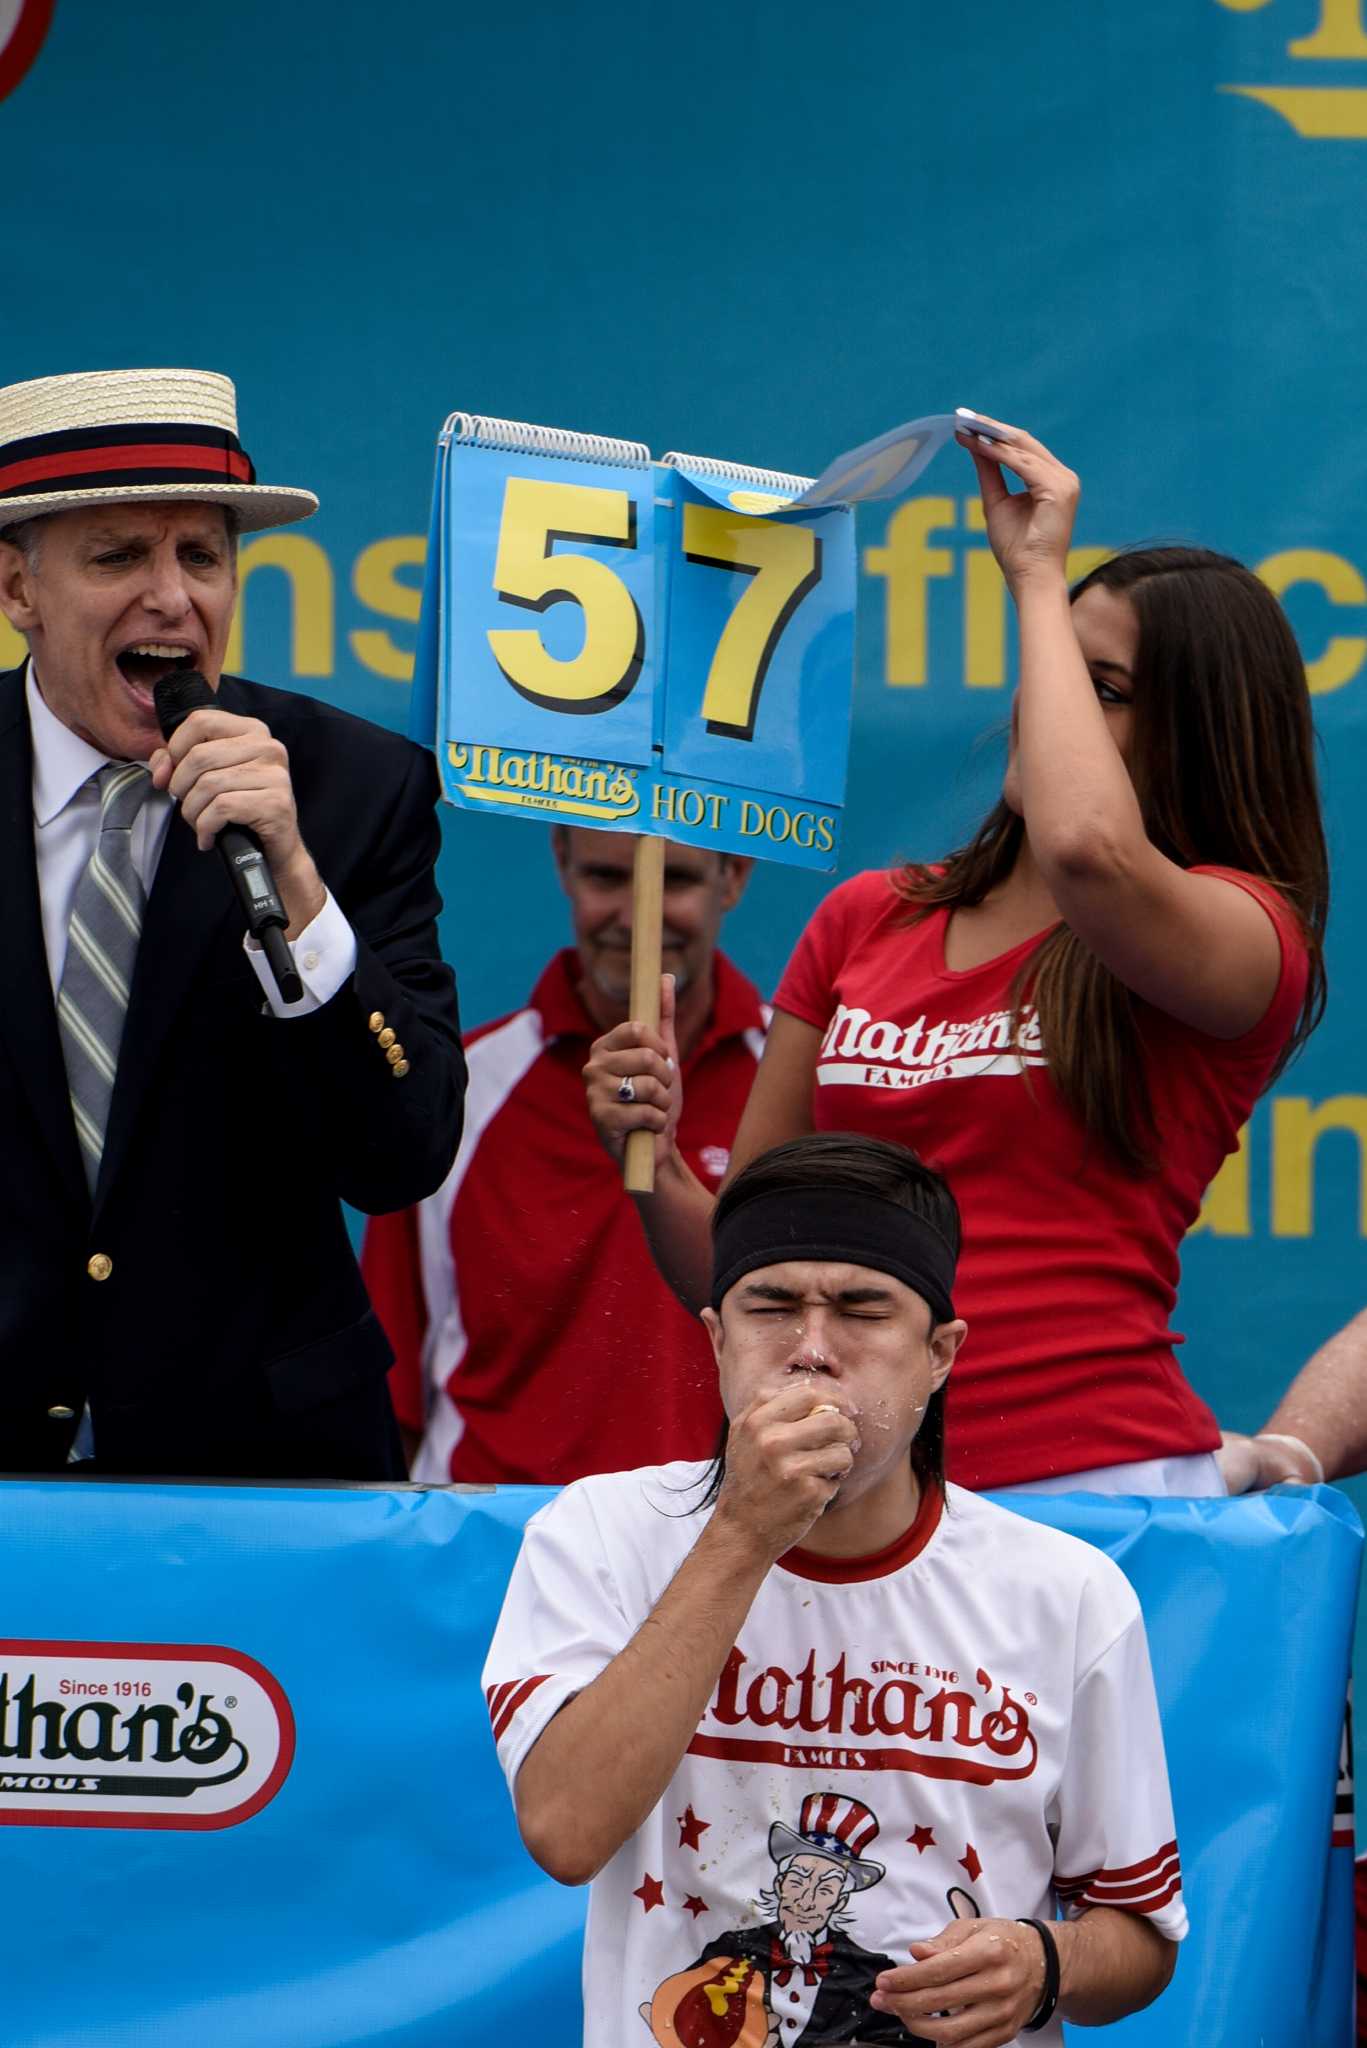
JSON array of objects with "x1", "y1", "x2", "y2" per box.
[
  {"x1": 692, "y1": 1133, "x2": 962, "y2": 1512},
  {"x1": 896, "y1": 547, "x2": 1329, "y2": 1171}
]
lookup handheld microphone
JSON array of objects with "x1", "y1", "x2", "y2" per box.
[{"x1": 153, "y1": 670, "x2": 304, "y2": 1007}]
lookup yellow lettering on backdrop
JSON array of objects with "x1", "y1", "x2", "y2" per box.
[
  {"x1": 225, "y1": 534, "x2": 334, "y2": 677},
  {"x1": 350, "y1": 536, "x2": 425, "y2": 681},
  {"x1": 869, "y1": 501, "x2": 1117, "y2": 693},
  {"x1": 864, "y1": 498, "x2": 955, "y2": 686},
  {"x1": 1226, "y1": 87, "x2": 1367, "y2": 135},
  {"x1": 1218, "y1": 0, "x2": 1367, "y2": 136},
  {"x1": 964, "y1": 499, "x2": 1005, "y2": 688},
  {"x1": 1214, "y1": 0, "x2": 1367, "y2": 53},
  {"x1": 1290, "y1": 0, "x2": 1367, "y2": 58},
  {"x1": 1193, "y1": 1126, "x2": 1252, "y2": 1236},
  {"x1": 1066, "y1": 547, "x2": 1113, "y2": 583},
  {"x1": 95, "y1": 516, "x2": 1365, "y2": 705},
  {"x1": 0, "y1": 613, "x2": 24, "y2": 666},
  {"x1": 1256, "y1": 549, "x2": 1367, "y2": 693},
  {"x1": 1272, "y1": 1095, "x2": 1367, "y2": 1235}
]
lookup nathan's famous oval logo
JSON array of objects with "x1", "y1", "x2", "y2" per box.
[
  {"x1": 0, "y1": 1, "x2": 55, "y2": 103},
  {"x1": 0, "y1": 1641, "x2": 294, "y2": 1830}
]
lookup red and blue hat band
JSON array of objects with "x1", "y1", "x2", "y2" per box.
[{"x1": 0, "y1": 422, "x2": 256, "y2": 499}]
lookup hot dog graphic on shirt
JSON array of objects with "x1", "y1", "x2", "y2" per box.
[{"x1": 644, "y1": 1794, "x2": 980, "y2": 2046}]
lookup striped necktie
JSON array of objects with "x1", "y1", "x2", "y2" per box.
[{"x1": 57, "y1": 761, "x2": 153, "y2": 1193}]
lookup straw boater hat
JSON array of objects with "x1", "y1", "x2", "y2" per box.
[{"x1": 0, "y1": 368, "x2": 318, "y2": 534}]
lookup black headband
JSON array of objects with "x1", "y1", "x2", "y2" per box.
[{"x1": 710, "y1": 1187, "x2": 957, "y2": 1324}]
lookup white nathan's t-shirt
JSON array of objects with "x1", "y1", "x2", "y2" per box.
[{"x1": 484, "y1": 1472, "x2": 1187, "y2": 2048}]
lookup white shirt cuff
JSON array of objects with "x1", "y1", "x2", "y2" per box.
[{"x1": 243, "y1": 889, "x2": 358, "y2": 1017}]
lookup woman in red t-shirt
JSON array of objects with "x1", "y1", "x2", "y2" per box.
[{"x1": 585, "y1": 419, "x2": 1327, "y2": 1494}]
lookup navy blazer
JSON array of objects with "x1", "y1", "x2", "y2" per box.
[{"x1": 0, "y1": 665, "x2": 465, "y2": 1478}]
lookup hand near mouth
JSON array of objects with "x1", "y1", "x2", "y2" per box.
[{"x1": 714, "y1": 1383, "x2": 862, "y2": 1562}]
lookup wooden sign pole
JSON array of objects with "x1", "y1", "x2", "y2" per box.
[{"x1": 623, "y1": 834, "x2": 665, "y2": 1195}]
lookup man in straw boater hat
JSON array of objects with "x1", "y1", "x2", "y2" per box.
[
  {"x1": 0, "y1": 367, "x2": 465, "y2": 1478},
  {"x1": 485, "y1": 1134, "x2": 1185, "y2": 2046}
]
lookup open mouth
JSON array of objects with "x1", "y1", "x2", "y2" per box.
[{"x1": 115, "y1": 643, "x2": 198, "y2": 693}]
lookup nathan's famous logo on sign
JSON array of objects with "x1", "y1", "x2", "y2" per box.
[
  {"x1": 689, "y1": 1646, "x2": 1039, "y2": 1786},
  {"x1": 447, "y1": 743, "x2": 641, "y2": 823},
  {"x1": 0, "y1": 1642, "x2": 294, "y2": 1830},
  {"x1": 446, "y1": 740, "x2": 839, "y2": 854},
  {"x1": 0, "y1": 1, "x2": 55, "y2": 103},
  {"x1": 1217, "y1": 0, "x2": 1367, "y2": 137}
]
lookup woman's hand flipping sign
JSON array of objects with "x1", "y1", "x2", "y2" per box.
[{"x1": 956, "y1": 414, "x2": 1080, "y2": 594}]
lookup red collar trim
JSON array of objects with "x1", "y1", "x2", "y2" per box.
[
  {"x1": 780, "y1": 1483, "x2": 944, "y2": 1583},
  {"x1": 529, "y1": 947, "x2": 764, "y2": 1058}
]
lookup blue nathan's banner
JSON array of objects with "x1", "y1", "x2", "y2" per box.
[{"x1": 0, "y1": 1480, "x2": 1356, "y2": 2046}]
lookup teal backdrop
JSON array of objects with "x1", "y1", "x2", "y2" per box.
[{"x1": 3, "y1": 0, "x2": 1366, "y2": 1802}]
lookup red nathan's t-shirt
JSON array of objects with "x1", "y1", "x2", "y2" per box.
[
  {"x1": 774, "y1": 867, "x2": 1309, "y2": 1490},
  {"x1": 363, "y1": 950, "x2": 767, "y2": 1485}
]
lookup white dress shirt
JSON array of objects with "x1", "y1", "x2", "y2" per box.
[{"x1": 26, "y1": 662, "x2": 356, "y2": 1016}]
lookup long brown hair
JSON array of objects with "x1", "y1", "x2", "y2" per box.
[{"x1": 896, "y1": 547, "x2": 1329, "y2": 1172}]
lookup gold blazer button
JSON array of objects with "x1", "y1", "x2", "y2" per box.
[{"x1": 87, "y1": 1253, "x2": 113, "y2": 1282}]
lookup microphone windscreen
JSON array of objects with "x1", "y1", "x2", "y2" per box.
[{"x1": 153, "y1": 668, "x2": 215, "y2": 740}]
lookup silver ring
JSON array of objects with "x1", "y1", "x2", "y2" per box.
[{"x1": 616, "y1": 1077, "x2": 636, "y2": 1104}]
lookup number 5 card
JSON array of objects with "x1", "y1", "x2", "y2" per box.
[{"x1": 413, "y1": 409, "x2": 992, "y2": 870}]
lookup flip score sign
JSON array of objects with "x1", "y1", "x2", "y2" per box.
[{"x1": 413, "y1": 410, "x2": 995, "y2": 870}]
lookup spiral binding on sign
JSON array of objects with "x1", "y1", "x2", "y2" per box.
[
  {"x1": 441, "y1": 412, "x2": 651, "y2": 469},
  {"x1": 661, "y1": 450, "x2": 814, "y2": 495}
]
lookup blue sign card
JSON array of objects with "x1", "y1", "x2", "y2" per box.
[
  {"x1": 654, "y1": 455, "x2": 854, "y2": 864},
  {"x1": 415, "y1": 410, "x2": 1006, "y2": 870},
  {"x1": 416, "y1": 412, "x2": 856, "y2": 870},
  {"x1": 420, "y1": 412, "x2": 658, "y2": 834}
]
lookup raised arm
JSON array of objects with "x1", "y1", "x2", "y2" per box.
[
  {"x1": 582, "y1": 983, "x2": 820, "y2": 1312},
  {"x1": 962, "y1": 420, "x2": 1287, "y2": 1039}
]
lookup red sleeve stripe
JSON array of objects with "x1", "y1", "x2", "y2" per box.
[
  {"x1": 1055, "y1": 1839, "x2": 1178, "y2": 1892},
  {"x1": 1060, "y1": 1854, "x2": 1182, "y2": 1907},
  {"x1": 1055, "y1": 1850, "x2": 1180, "y2": 1897},
  {"x1": 1101, "y1": 1873, "x2": 1184, "y2": 1918},
  {"x1": 1133, "y1": 1874, "x2": 1184, "y2": 1917},
  {"x1": 484, "y1": 1679, "x2": 517, "y2": 1722},
  {"x1": 487, "y1": 1673, "x2": 551, "y2": 1743},
  {"x1": 1061, "y1": 1874, "x2": 1184, "y2": 1920}
]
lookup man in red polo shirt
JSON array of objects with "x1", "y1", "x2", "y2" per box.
[{"x1": 361, "y1": 826, "x2": 763, "y2": 1483}]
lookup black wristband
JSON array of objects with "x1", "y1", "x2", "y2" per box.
[{"x1": 1017, "y1": 1918, "x2": 1060, "y2": 2032}]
